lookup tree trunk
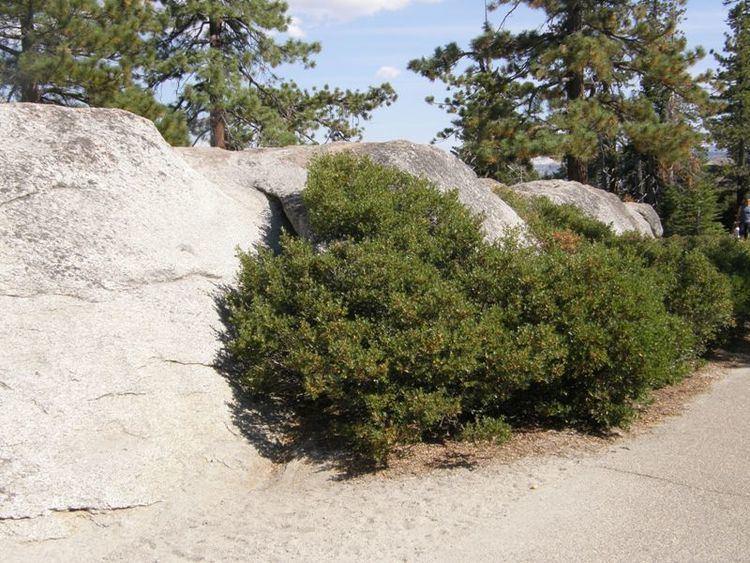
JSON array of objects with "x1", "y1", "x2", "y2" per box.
[
  {"x1": 20, "y1": 1, "x2": 40, "y2": 103},
  {"x1": 210, "y1": 108, "x2": 226, "y2": 149},
  {"x1": 566, "y1": 155, "x2": 587, "y2": 184},
  {"x1": 636, "y1": 156, "x2": 644, "y2": 198},
  {"x1": 564, "y1": 2, "x2": 588, "y2": 184},
  {"x1": 209, "y1": 17, "x2": 226, "y2": 149}
]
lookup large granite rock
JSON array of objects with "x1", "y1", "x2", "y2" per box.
[
  {"x1": 510, "y1": 180, "x2": 660, "y2": 237},
  {"x1": 177, "y1": 141, "x2": 527, "y2": 242},
  {"x1": 0, "y1": 105, "x2": 277, "y2": 299},
  {"x1": 0, "y1": 104, "x2": 278, "y2": 520}
]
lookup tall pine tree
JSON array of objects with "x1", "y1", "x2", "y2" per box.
[
  {"x1": 151, "y1": 0, "x2": 397, "y2": 149},
  {"x1": 712, "y1": 0, "x2": 750, "y2": 207},
  {"x1": 621, "y1": 0, "x2": 708, "y2": 205},
  {"x1": 409, "y1": 0, "x2": 707, "y2": 190}
]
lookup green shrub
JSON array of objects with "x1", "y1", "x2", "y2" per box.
[
  {"x1": 610, "y1": 236, "x2": 736, "y2": 351},
  {"x1": 662, "y1": 250, "x2": 734, "y2": 353},
  {"x1": 463, "y1": 242, "x2": 694, "y2": 427},
  {"x1": 459, "y1": 417, "x2": 512, "y2": 444},
  {"x1": 226, "y1": 155, "x2": 492, "y2": 463},
  {"x1": 304, "y1": 154, "x2": 484, "y2": 272},
  {"x1": 532, "y1": 245, "x2": 693, "y2": 422},
  {"x1": 684, "y1": 234, "x2": 750, "y2": 326},
  {"x1": 530, "y1": 198, "x2": 617, "y2": 243},
  {"x1": 223, "y1": 153, "x2": 729, "y2": 465}
]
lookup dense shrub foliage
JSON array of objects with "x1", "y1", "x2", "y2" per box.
[
  {"x1": 224, "y1": 154, "x2": 737, "y2": 465},
  {"x1": 499, "y1": 185, "x2": 737, "y2": 354},
  {"x1": 462, "y1": 242, "x2": 695, "y2": 427},
  {"x1": 681, "y1": 235, "x2": 750, "y2": 326},
  {"x1": 610, "y1": 238, "x2": 735, "y2": 354}
]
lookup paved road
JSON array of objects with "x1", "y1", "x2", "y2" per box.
[
  {"x1": 444, "y1": 367, "x2": 750, "y2": 562},
  {"x1": 3, "y1": 368, "x2": 748, "y2": 561}
]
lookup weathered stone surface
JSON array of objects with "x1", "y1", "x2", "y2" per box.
[
  {"x1": 0, "y1": 104, "x2": 275, "y2": 300},
  {"x1": 626, "y1": 202, "x2": 664, "y2": 238},
  {"x1": 510, "y1": 179, "x2": 656, "y2": 237},
  {"x1": 177, "y1": 140, "x2": 527, "y2": 241},
  {"x1": 0, "y1": 104, "x2": 276, "y2": 520}
]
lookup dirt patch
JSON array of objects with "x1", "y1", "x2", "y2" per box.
[{"x1": 381, "y1": 359, "x2": 726, "y2": 478}]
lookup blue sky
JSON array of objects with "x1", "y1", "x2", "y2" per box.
[{"x1": 280, "y1": 0, "x2": 730, "y2": 147}]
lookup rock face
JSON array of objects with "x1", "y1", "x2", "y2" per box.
[
  {"x1": 177, "y1": 141, "x2": 527, "y2": 242},
  {"x1": 0, "y1": 105, "x2": 277, "y2": 299},
  {"x1": 510, "y1": 179, "x2": 660, "y2": 237},
  {"x1": 0, "y1": 104, "x2": 278, "y2": 520}
]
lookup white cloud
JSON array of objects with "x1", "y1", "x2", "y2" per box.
[
  {"x1": 287, "y1": 17, "x2": 306, "y2": 38},
  {"x1": 376, "y1": 65, "x2": 402, "y2": 79},
  {"x1": 287, "y1": 0, "x2": 442, "y2": 22}
]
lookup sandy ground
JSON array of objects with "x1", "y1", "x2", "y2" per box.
[{"x1": 2, "y1": 359, "x2": 748, "y2": 561}]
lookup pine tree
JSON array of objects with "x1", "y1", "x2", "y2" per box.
[
  {"x1": 409, "y1": 0, "x2": 707, "y2": 189},
  {"x1": 661, "y1": 172, "x2": 723, "y2": 236},
  {"x1": 0, "y1": 0, "x2": 188, "y2": 144},
  {"x1": 712, "y1": 0, "x2": 750, "y2": 208},
  {"x1": 151, "y1": 0, "x2": 397, "y2": 149},
  {"x1": 408, "y1": 28, "x2": 545, "y2": 184},
  {"x1": 621, "y1": 0, "x2": 708, "y2": 205}
]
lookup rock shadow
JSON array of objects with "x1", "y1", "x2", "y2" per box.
[{"x1": 261, "y1": 193, "x2": 295, "y2": 254}]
